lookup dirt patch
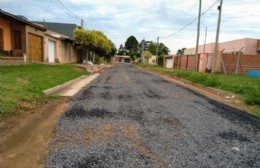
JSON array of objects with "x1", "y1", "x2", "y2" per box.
[
  {"x1": 99, "y1": 123, "x2": 117, "y2": 143},
  {"x1": 123, "y1": 124, "x2": 138, "y2": 139},
  {"x1": 84, "y1": 128, "x2": 94, "y2": 144},
  {"x1": 0, "y1": 98, "x2": 69, "y2": 168}
]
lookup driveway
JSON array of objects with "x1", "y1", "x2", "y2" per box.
[{"x1": 47, "y1": 63, "x2": 260, "y2": 168}]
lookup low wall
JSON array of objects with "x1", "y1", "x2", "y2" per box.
[{"x1": 0, "y1": 56, "x2": 24, "y2": 65}]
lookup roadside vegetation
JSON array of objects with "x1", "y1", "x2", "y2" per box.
[
  {"x1": 0, "y1": 64, "x2": 89, "y2": 118},
  {"x1": 135, "y1": 63, "x2": 260, "y2": 116}
]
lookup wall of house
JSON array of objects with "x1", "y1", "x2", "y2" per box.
[
  {"x1": 185, "y1": 39, "x2": 260, "y2": 56},
  {"x1": 10, "y1": 21, "x2": 26, "y2": 57},
  {"x1": 44, "y1": 35, "x2": 60, "y2": 63},
  {"x1": 0, "y1": 17, "x2": 12, "y2": 51},
  {"x1": 25, "y1": 25, "x2": 45, "y2": 61},
  {"x1": 142, "y1": 55, "x2": 157, "y2": 65},
  {"x1": 244, "y1": 38, "x2": 260, "y2": 55},
  {"x1": 58, "y1": 41, "x2": 78, "y2": 63}
]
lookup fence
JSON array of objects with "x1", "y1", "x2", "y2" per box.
[
  {"x1": 173, "y1": 53, "x2": 260, "y2": 75},
  {"x1": 174, "y1": 55, "x2": 197, "y2": 70},
  {"x1": 221, "y1": 54, "x2": 260, "y2": 75}
]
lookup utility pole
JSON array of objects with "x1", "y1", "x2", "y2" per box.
[
  {"x1": 212, "y1": 0, "x2": 223, "y2": 74},
  {"x1": 141, "y1": 39, "x2": 145, "y2": 63},
  {"x1": 194, "y1": 0, "x2": 202, "y2": 71},
  {"x1": 156, "y1": 36, "x2": 159, "y2": 65},
  {"x1": 81, "y1": 19, "x2": 84, "y2": 28},
  {"x1": 203, "y1": 27, "x2": 208, "y2": 53}
]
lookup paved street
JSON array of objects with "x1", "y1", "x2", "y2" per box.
[{"x1": 47, "y1": 64, "x2": 260, "y2": 168}]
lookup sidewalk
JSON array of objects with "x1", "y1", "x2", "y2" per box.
[
  {"x1": 43, "y1": 64, "x2": 111, "y2": 97},
  {"x1": 43, "y1": 74, "x2": 100, "y2": 97}
]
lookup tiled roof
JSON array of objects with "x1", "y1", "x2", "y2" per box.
[{"x1": 33, "y1": 21, "x2": 80, "y2": 40}]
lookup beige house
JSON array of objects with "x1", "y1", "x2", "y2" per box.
[
  {"x1": 44, "y1": 31, "x2": 78, "y2": 63},
  {"x1": 142, "y1": 55, "x2": 157, "y2": 65}
]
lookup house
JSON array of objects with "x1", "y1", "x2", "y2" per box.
[
  {"x1": 142, "y1": 55, "x2": 157, "y2": 65},
  {"x1": 174, "y1": 38, "x2": 260, "y2": 74},
  {"x1": 164, "y1": 55, "x2": 175, "y2": 68},
  {"x1": 43, "y1": 30, "x2": 79, "y2": 63},
  {"x1": 0, "y1": 9, "x2": 46, "y2": 63},
  {"x1": 113, "y1": 55, "x2": 131, "y2": 63},
  {"x1": 34, "y1": 21, "x2": 82, "y2": 63}
]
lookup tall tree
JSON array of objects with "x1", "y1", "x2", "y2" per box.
[
  {"x1": 117, "y1": 44, "x2": 125, "y2": 55},
  {"x1": 125, "y1": 36, "x2": 138, "y2": 56}
]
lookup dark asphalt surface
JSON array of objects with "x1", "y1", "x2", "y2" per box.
[{"x1": 47, "y1": 64, "x2": 260, "y2": 168}]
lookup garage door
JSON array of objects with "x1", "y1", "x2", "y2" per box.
[
  {"x1": 28, "y1": 34, "x2": 43, "y2": 62},
  {"x1": 48, "y1": 40, "x2": 55, "y2": 63},
  {"x1": 166, "y1": 58, "x2": 173, "y2": 68}
]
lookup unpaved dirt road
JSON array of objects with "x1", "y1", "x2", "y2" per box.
[{"x1": 47, "y1": 64, "x2": 259, "y2": 168}]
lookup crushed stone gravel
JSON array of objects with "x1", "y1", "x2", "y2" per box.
[{"x1": 46, "y1": 64, "x2": 260, "y2": 168}]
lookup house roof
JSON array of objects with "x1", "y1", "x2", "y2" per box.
[
  {"x1": 33, "y1": 21, "x2": 80, "y2": 40},
  {"x1": 0, "y1": 9, "x2": 46, "y2": 31}
]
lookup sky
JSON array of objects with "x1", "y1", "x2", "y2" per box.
[{"x1": 1, "y1": 0, "x2": 260, "y2": 54}]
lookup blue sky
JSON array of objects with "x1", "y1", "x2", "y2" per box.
[{"x1": 1, "y1": 0, "x2": 259, "y2": 54}]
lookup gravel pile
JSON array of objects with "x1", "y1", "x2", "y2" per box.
[{"x1": 47, "y1": 64, "x2": 260, "y2": 168}]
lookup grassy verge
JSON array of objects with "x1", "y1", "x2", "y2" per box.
[
  {"x1": 135, "y1": 63, "x2": 260, "y2": 116},
  {"x1": 0, "y1": 64, "x2": 89, "y2": 118}
]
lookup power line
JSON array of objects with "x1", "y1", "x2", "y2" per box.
[
  {"x1": 43, "y1": 0, "x2": 52, "y2": 21},
  {"x1": 55, "y1": 0, "x2": 80, "y2": 19},
  {"x1": 160, "y1": 0, "x2": 220, "y2": 38},
  {"x1": 51, "y1": 0, "x2": 88, "y2": 28}
]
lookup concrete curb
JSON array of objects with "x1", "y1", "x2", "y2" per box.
[{"x1": 43, "y1": 75, "x2": 88, "y2": 95}]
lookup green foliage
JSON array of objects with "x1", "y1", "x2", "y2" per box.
[
  {"x1": 94, "y1": 56, "x2": 100, "y2": 64},
  {"x1": 176, "y1": 48, "x2": 186, "y2": 55},
  {"x1": 125, "y1": 36, "x2": 138, "y2": 56},
  {"x1": 143, "y1": 51, "x2": 152, "y2": 65},
  {"x1": 0, "y1": 64, "x2": 89, "y2": 118},
  {"x1": 117, "y1": 44, "x2": 125, "y2": 55},
  {"x1": 74, "y1": 29, "x2": 116, "y2": 60},
  {"x1": 146, "y1": 41, "x2": 169, "y2": 56}
]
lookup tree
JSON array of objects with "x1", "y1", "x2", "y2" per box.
[
  {"x1": 74, "y1": 29, "x2": 115, "y2": 62},
  {"x1": 176, "y1": 48, "x2": 186, "y2": 55},
  {"x1": 143, "y1": 51, "x2": 152, "y2": 65},
  {"x1": 117, "y1": 44, "x2": 125, "y2": 55},
  {"x1": 125, "y1": 36, "x2": 138, "y2": 56},
  {"x1": 147, "y1": 41, "x2": 169, "y2": 56}
]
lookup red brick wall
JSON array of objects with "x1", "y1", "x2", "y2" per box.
[{"x1": 222, "y1": 54, "x2": 260, "y2": 75}]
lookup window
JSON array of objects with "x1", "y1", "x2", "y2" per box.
[
  {"x1": 0, "y1": 28, "x2": 3, "y2": 50},
  {"x1": 13, "y1": 30, "x2": 22, "y2": 49}
]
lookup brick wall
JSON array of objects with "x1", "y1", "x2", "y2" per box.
[
  {"x1": 222, "y1": 54, "x2": 260, "y2": 75},
  {"x1": 0, "y1": 56, "x2": 24, "y2": 65},
  {"x1": 174, "y1": 55, "x2": 196, "y2": 70}
]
